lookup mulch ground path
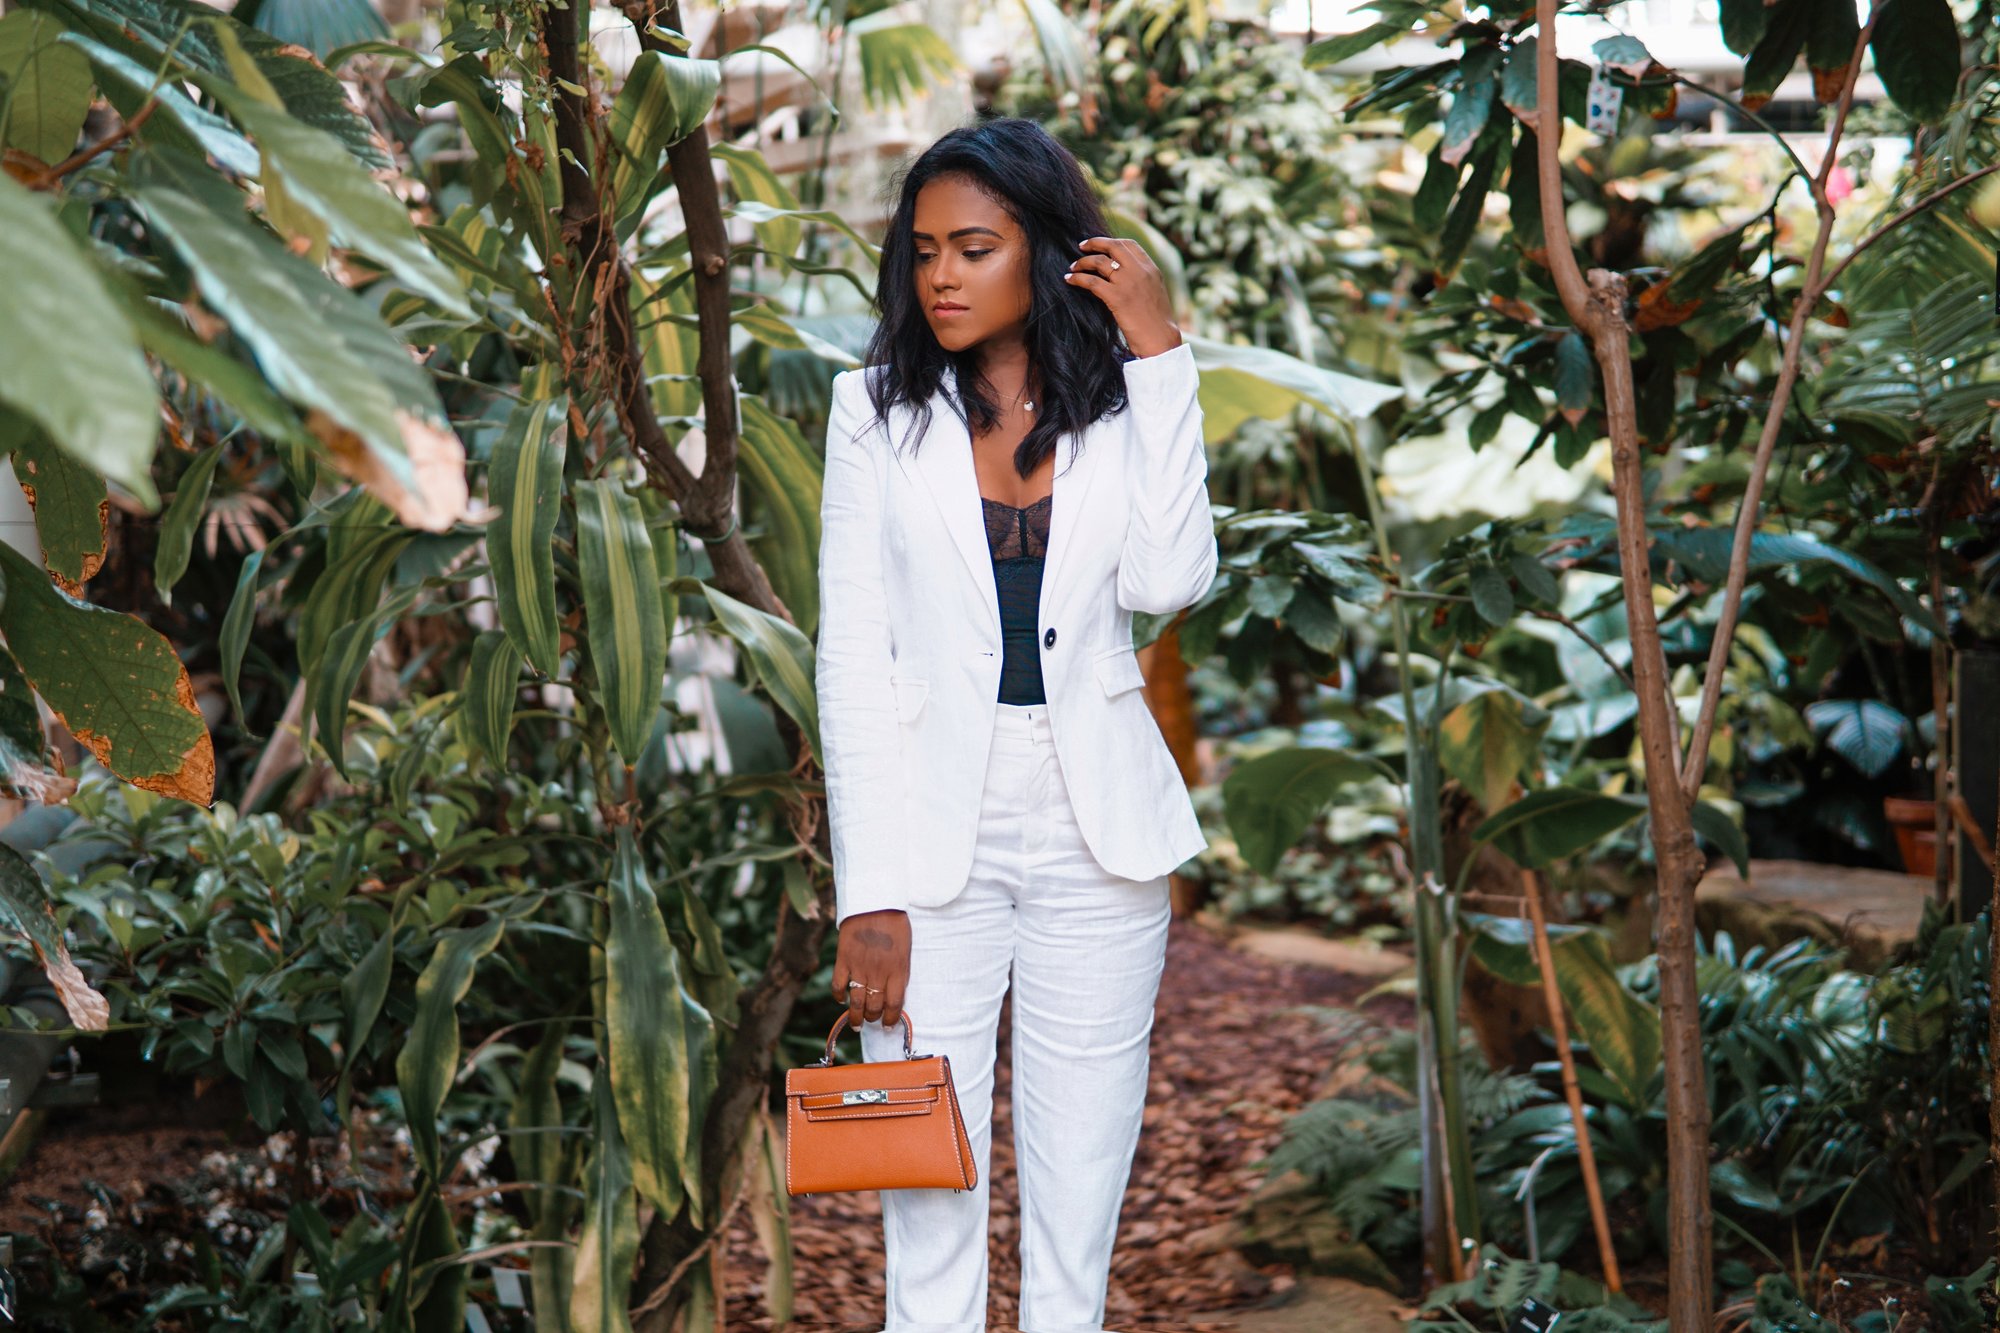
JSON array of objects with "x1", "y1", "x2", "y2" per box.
[
  {"x1": 726, "y1": 915, "x2": 1412, "y2": 1331},
  {"x1": 2, "y1": 914, "x2": 1409, "y2": 1330}
]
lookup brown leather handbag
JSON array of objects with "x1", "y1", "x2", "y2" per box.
[{"x1": 784, "y1": 1010, "x2": 977, "y2": 1197}]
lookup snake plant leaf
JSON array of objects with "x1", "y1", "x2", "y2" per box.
[
  {"x1": 570, "y1": 1062, "x2": 640, "y2": 1333},
  {"x1": 312, "y1": 583, "x2": 421, "y2": 776},
  {"x1": 488, "y1": 394, "x2": 569, "y2": 678},
  {"x1": 0, "y1": 540, "x2": 212, "y2": 803},
  {"x1": 395, "y1": 915, "x2": 507, "y2": 1179},
  {"x1": 153, "y1": 443, "x2": 227, "y2": 606},
  {"x1": 509, "y1": 1022, "x2": 578, "y2": 1332},
  {"x1": 737, "y1": 394, "x2": 823, "y2": 637},
  {"x1": 576, "y1": 477, "x2": 667, "y2": 767},
  {"x1": 666, "y1": 576, "x2": 819, "y2": 765},
  {"x1": 219, "y1": 547, "x2": 266, "y2": 733},
  {"x1": 710, "y1": 143, "x2": 803, "y2": 260},
  {"x1": 605, "y1": 825, "x2": 695, "y2": 1222},
  {"x1": 0, "y1": 176, "x2": 159, "y2": 506},
  {"x1": 10, "y1": 430, "x2": 107, "y2": 597},
  {"x1": 461, "y1": 629, "x2": 521, "y2": 770}
]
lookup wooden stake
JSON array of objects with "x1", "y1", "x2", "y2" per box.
[{"x1": 1520, "y1": 868, "x2": 1623, "y2": 1293}]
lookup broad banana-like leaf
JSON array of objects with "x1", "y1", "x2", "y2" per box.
[
  {"x1": 1471, "y1": 786, "x2": 1648, "y2": 868},
  {"x1": 607, "y1": 48, "x2": 720, "y2": 229},
  {"x1": 576, "y1": 477, "x2": 668, "y2": 766},
  {"x1": 0, "y1": 540, "x2": 211, "y2": 803},
  {"x1": 1437, "y1": 684, "x2": 1550, "y2": 816},
  {"x1": 1221, "y1": 745, "x2": 1380, "y2": 875},
  {"x1": 488, "y1": 394, "x2": 569, "y2": 678},
  {"x1": 1184, "y1": 333, "x2": 1403, "y2": 447},
  {"x1": 710, "y1": 143, "x2": 802, "y2": 260},
  {"x1": 847, "y1": 12, "x2": 960, "y2": 108}
]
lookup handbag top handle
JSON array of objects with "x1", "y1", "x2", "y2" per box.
[{"x1": 816, "y1": 1009, "x2": 919, "y2": 1066}]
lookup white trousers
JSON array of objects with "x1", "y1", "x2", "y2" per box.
[{"x1": 858, "y1": 700, "x2": 1173, "y2": 1333}]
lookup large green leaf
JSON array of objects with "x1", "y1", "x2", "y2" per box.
[
  {"x1": 1184, "y1": 333, "x2": 1402, "y2": 445},
  {"x1": 1803, "y1": 698, "x2": 1909, "y2": 778},
  {"x1": 1440, "y1": 44, "x2": 1499, "y2": 167},
  {"x1": 605, "y1": 825, "x2": 699, "y2": 1221},
  {"x1": 1469, "y1": 918, "x2": 1661, "y2": 1109},
  {"x1": 0, "y1": 647, "x2": 67, "y2": 802},
  {"x1": 61, "y1": 30, "x2": 258, "y2": 175},
  {"x1": 1438, "y1": 684, "x2": 1550, "y2": 816},
  {"x1": 395, "y1": 916, "x2": 506, "y2": 1179},
  {"x1": 1740, "y1": 0, "x2": 1812, "y2": 105},
  {"x1": 24, "y1": 0, "x2": 390, "y2": 166},
  {"x1": 667, "y1": 576, "x2": 820, "y2": 765},
  {"x1": 737, "y1": 395, "x2": 822, "y2": 638},
  {"x1": 607, "y1": 49, "x2": 719, "y2": 228},
  {"x1": 209, "y1": 90, "x2": 470, "y2": 317},
  {"x1": 1471, "y1": 786, "x2": 1648, "y2": 868},
  {"x1": 1868, "y1": 0, "x2": 1959, "y2": 123},
  {"x1": 10, "y1": 430, "x2": 107, "y2": 595},
  {"x1": 570, "y1": 1067, "x2": 639, "y2": 1333},
  {"x1": 576, "y1": 478, "x2": 667, "y2": 766},
  {"x1": 0, "y1": 841, "x2": 107, "y2": 1029},
  {"x1": 488, "y1": 395, "x2": 569, "y2": 678},
  {"x1": 152, "y1": 443, "x2": 226, "y2": 605},
  {"x1": 0, "y1": 539, "x2": 211, "y2": 802},
  {"x1": 460, "y1": 629, "x2": 520, "y2": 770},
  {"x1": 127, "y1": 150, "x2": 422, "y2": 504},
  {"x1": 1646, "y1": 527, "x2": 1940, "y2": 635},
  {"x1": 631, "y1": 266, "x2": 703, "y2": 419},
  {"x1": 1221, "y1": 745, "x2": 1380, "y2": 875},
  {"x1": 847, "y1": 13, "x2": 959, "y2": 108},
  {"x1": 0, "y1": 8, "x2": 92, "y2": 163},
  {"x1": 0, "y1": 177, "x2": 160, "y2": 506},
  {"x1": 711, "y1": 143, "x2": 803, "y2": 260}
]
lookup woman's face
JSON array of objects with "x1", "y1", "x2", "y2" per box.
[{"x1": 910, "y1": 175, "x2": 1033, "y2": 356}]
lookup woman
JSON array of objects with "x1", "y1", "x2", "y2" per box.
[{"x1": 815, "y1": 115, "x2": 1216, "y2": 1332}]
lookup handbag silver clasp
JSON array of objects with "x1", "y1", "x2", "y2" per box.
[{"x1": 841, "y1": 1089, "x2": 889, "y2": 1105}]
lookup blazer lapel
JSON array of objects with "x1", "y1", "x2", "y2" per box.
[{"x1": 900, "y1": 367, "x2": 1110, "y2": 642}]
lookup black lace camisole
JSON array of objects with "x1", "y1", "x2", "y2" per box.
[{"x1": 981, "y1": 493, "x2": 1051, "y2": 705}]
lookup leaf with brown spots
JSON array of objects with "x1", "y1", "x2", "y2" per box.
[
  {"x1": 0, "y1": 646, "x2": 73, "y2": 804},
  {"x1": 308, "y1": 408, "x2": 496, "y2": 533},
  {"x1": 11, "y1": 430, "x2": 108, "y2": 595},
  {"x1": 1634, "y1": 279, "x2": 1702, "y2": 331},
  {"x1": 0, "y1": 841, "x2": 106, "y2": 1031},
  {"x1": 0, "y1": 540, "x2": 213, "y2": 805}
]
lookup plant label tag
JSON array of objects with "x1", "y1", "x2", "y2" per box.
[{"x1": 1586, "y1": 64, "x2": 1624, "y2": 136}]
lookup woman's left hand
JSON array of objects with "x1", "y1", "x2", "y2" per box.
[{"x1": 1065, "y1": 236, "x2": 1183, "y2": 360}]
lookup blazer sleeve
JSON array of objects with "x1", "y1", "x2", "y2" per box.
[
  {"x1": 815, "y1": 369, "x2": 909, "y2": 925},
  {"x1": 1115, "y1": 340, "x2": 1220, "y2": 615}
]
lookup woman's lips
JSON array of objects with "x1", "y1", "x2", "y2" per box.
[{"x1": 932, "y1": 304, "x2": 969, "y2": 316}]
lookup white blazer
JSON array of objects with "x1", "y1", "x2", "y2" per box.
[{"x1": 815, "y1": 341, "x2": 1219, "y2": 926}]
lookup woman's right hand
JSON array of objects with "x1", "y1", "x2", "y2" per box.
[{"x1": 833, "y1": 908, "x2": 911, "y2": 1032}]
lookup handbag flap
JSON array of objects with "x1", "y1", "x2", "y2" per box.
[{"x1": 785, "y1": 1054, "x2": 948, "y2": 1098}]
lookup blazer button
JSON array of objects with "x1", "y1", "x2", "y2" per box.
[{"x1": 1043, "y1": 627, "x2": 1056, "y2": 648}]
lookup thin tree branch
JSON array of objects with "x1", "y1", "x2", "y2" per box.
[{"x1": 1676, "y1": 4, "x2": 1883, "y2": 803}]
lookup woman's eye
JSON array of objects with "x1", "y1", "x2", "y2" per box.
[
  {"x1": 964, "y1": 250, "x2": 991, "y2": 260},
  {"x1": 915, "y1": 252, "x2": 935, "y2": 263}
]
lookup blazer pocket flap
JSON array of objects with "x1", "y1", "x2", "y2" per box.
[
  {"x1": 1093, "y1": 649, "x2": 1146, "y2": 697},
  {"x1": 890, "y1": 675, "x2": 929, "y2": 722}
]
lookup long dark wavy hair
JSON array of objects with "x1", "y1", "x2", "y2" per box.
[{"x1": 859, "y1": 116, "x2": 1133, "y2": 480}]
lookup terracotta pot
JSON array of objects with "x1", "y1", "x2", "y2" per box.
[{"x1": 1883, "y1": 795, "x2": 1937, "y2": 878}]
